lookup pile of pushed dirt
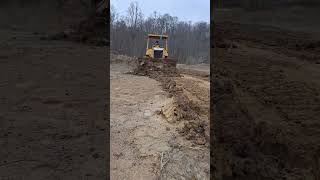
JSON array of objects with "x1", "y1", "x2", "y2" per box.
[
  {"x1": 132, "y1": 62, "x2": 179, "y2": 78},
  {"x1": 132, "y1": 63, "x2": 209, "y2": 145}
]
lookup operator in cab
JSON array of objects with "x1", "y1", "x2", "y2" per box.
[{"x1": 153, "y1": 40, "x2": 160, "y2": 47}]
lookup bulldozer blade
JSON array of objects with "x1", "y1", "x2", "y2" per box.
[
  {"x1": 147, "y1": 58, "x2": 177, "y2": 67},
  {"x1": 136, "y1": 57, "x2": 177, "y2": 72},
  {"x1": 164, "y1": 58, "x2": 178, "y2": 64}
]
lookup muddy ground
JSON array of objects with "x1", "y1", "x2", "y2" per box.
[
  {"x1": 212, "y1": 18, "x2": 320, "y2": 179},
  {"x1": 0, "y1": 1, "x2": 109, "y2": 179},
  {"x1": 0, "y1": 29, "x2": 107, "y2": 179},
  {"x1": 110, "y1": 58, "x2": 210, "y2": 179}
]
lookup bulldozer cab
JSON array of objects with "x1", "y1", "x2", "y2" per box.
[
  {"x1": 147, "y1": 34, "x2": 168, "y2": 50},
  {"x1": 138, "y1": 33, "x2": 176, "y2": 70}
]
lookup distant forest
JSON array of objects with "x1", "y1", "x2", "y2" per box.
[{"x1": 110, "y1": 1, "x2": 210, "y2": 64}]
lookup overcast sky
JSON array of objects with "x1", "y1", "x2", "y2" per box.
[{"x1": 111, "y1": 0, "x2": 210, "y2": 23}]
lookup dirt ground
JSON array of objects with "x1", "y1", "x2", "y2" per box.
[
  {"x1": 110, "y1": 60, "x2": 210, "y2": 179},
  {"x1": 0, "y1": 29, "x2": 107, "y2": 179},
  {"x1": 177, "y1": 64, "x2": 210, "y2": 81},
  {"x1": 212, "y1": 12, "x2": 320, "y2": 179}
]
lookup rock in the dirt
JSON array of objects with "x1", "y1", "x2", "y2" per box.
[
  {"x1": 143, "y1": 109, "x2": 152, "y2": 119},
  {"x1": 161, "y1": 99, "x2": 178, "y2": 123},
  {"x1": 168, "y1": 136, "x2": 179, "y2": 148},
  {"x1": 195, "y1": 137, "x2": 206, "y2": 145}
]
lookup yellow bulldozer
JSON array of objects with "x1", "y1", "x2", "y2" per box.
[{"x1": 138, "y1": 34, "x2": 177, "y2": 70}]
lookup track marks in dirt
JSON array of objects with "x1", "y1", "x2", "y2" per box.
[{"x1": 213, "y1": 37, "x2": 320, "y2": 179}]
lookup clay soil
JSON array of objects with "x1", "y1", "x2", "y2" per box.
[{"x1": 212, "y1": 20, "x2": 320, "y2": 179}]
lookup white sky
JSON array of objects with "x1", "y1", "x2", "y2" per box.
[{"x1": 111, "y1": 0, "x2": 210, "y2": 23}]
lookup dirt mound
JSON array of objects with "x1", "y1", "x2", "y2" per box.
[
  {"x1": 132, "y1": 61, "x2": 179, "y2": 78},
  {"x1": 132, "y1": 63, "x2": 209, "y2": 145}
]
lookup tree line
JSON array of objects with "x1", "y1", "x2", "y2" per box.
[{"x1": 110, "y1": 1, "x2": 210, "y2": 64}]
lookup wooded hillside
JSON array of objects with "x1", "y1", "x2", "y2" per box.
[{"x1": 110, "y1": 1, "x2": 210, "y2": 64}]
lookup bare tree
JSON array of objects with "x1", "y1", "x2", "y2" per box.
[
  {"x1": 126, "y1": 1, "x2": 143, "y2": 29},
  {"x1": 110, "y1": 5, "x2": 118, "y2": 25},
  {"x1": 111, "y1": 3, "x2": 210, "y2": 64}
]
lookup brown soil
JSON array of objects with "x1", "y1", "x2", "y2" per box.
[
  {"x1": 41, "y1": 15, "x2": 108, "y2": 47},
  {"x1": 177, "y1": 64, "x2": 210, "y2": 81},
  {"x1": 0, "y1": 1, "x2": 108, "y2": 179},
  {"x1": 110, "y1": 59, "x2": 210, "y2": 179},
  {"x1": 0, "y1": 29, "x2": 107, "y2": 179},
  {"x1": 213, "y1": 21, "x2": 320, "y2": 179},
  {"x1": 132, "y1": 62, "x2": 210, "y2": 146}
]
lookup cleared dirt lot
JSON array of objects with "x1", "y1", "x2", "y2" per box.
[
  {"x1": 0, "y1": 29, "x2": 107, "y2": 179},
  {"x1": 110, "y1": 62, "x2": 210, "y2": 179}
]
